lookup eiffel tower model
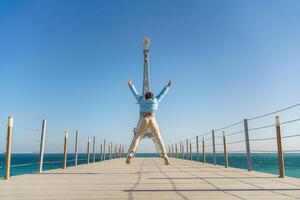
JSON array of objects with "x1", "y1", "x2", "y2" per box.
[{"x1": 133, "y1": 37, "x2": 162, "y2": 155}]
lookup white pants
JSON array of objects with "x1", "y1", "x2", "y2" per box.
[{"x1": 128, "y1": 115, "x2": 168, "y2": 156}]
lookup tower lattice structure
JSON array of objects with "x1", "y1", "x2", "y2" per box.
[{"x1": 134, "y1": 38, "x2": 162, "y2": 155}]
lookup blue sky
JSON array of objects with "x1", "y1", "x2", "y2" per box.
[{"x1": 0, "y1": 0, "x2": 299, "y2": 153}]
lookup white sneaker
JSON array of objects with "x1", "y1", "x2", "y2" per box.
[
  {"x1": 126, "y1": 153, "x2": 134, "y2": 164},
  {"x1": 163, "y1": 155, "x2": 170, "y2": 165}
]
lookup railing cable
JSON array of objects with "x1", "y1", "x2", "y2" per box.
[
  {"x1": 250, "y1": 137, "x2": 276, "y2": 142},
  {"x1": 248, "y1": 124, "x2": 275, "y2": 131},
  {"x1": 227, "y1": 139, "x2": 246, "y2": 145},
  {"x1": 214, "y1": 120, "x2": 244, "y2": 132},
  {"x1": 227, "y1": 130, "x2": 244, "y2": 137},
  {"x1": 280, "y1": 118, "x2": 300, "y2": 125},
  {"x1": 282, "y1": 134, "x2": 300, "y2": 139},
  {"x1": 248, "y1": 103, "x2": 300, "y2": 121}
]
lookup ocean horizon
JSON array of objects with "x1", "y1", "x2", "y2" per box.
[{"x1": 0, "y1": 153, "x2": 299, "y2": 179}]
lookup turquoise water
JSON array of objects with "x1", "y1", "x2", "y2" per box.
[
  {"x1": 0, "y1": 153, "x2": 110, "y2": 177},
  {"x1": 0, "y1": 153, "x2": 299, "y2": 178},
  {"x1": 184, "y1": 153, "x2": 300, "y2": 178}
]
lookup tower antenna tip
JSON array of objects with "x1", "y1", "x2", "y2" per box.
[{"x1": 143, "y1": 37, "x2": 150, "y2": 48}]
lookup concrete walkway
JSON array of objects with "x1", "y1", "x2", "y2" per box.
[{"x1": 0, "y1": 158, "x2": 300, "y2": 199}]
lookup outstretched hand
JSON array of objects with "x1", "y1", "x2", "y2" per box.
[
  {"x1": 167, "y1": 80, "x2": 172, "y2": 87},
  {"x1": 128, "y1": 80, "x2": 132, "y2": 86}
]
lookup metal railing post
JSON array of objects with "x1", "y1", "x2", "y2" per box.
[
  {"x1": 103, "y1": 140, "x2": 106, "y2": 160},
  {"x1": 121, "y1": 145, "x2": 123, "y2": 158},
  {"x1": 112, "y1": 144, "x2": 116, "y2": 158},
  {"x1": 172, "y1": 144, "x2": 174, "y2": 157},
  {"x1": 39, "y1": 119, "x2": 47, "y2": 173},
  {"x1": 110, "y1": 142, "x2": 113, "y2": 159},
  {"x1": 120, "y1": 145, "x2": 123, "y2": 158},
  {"x1": 244, "y1": 119, "x2": 252, "y2": 171},
  {"x1": 196, "y1": 136, "x2": 199, "y2": 161},
  {"x1": 175, "y1": 143, "x2": 178, "y2": 158},
  {"x1": 110, "y1": 144, "x2": 112, "y2": 159},
  {"x1": 92, "y1": 136, "x2": 96, "y2": 162},
  {"x1": 87, "y1": 138, "x2": 90, "y2": 164},
  {"x1": 100, "y1": 141, "x2": 103, "y2": 161},
  {"x1": 116, "y1": 144, "x2": 119, "y2": 158},
  {"x1": 113, "y1": 144, "x2": 115, "y2": 158},
  {"x1": 108, "y1": 144, "x2": 110, "y2": 159},
  {"x1": 202, "y1": 137, "x2": 205, "y2": 164},
  {"x1": 113, "y1": 144, "x2": 115, "y2": 159},
  {"x1": 111, "y1": 145, "x2": 116, "y2": 159},
  {"x1": 189, "y1": 140, "x2": 192, "y2": 161},
  {"x1": 179, "y1": 141, "x2": 182, "y2": 159},
  {"x1": 275, "y1": 116, "x2": 285, "y2": 178},
  {"x1": 113, "y1": 143, "x2": 115, "y2": 159},
  {"x1": 212, "y1": 130, "x2": 216, "y2": 165},
  {"x1": 182, "y1": 143, "x2": 185, "y2": 160},
  {"x1": 4, "y1": 117, "x2": 13, "y2": 180},
  {"x1": 108, "y1": 143, "x2": 111, "y2": 159},
  {"x1": 186, "y1": 139, "x2": 188, "y2": 160},
  {"x1": 63, "y1": 131, "x2": 68, "y2": 169},
  {"x1": 223, "y1": 131, "x2": 228, "y2": 168},
  {"x1": 122, "y1": 145, "x2": 125, "y2": 157},
  {"x1": 74, "y1": 130, "x2": 79, "y2": 166},
  {"x1": 109, "y1": 144, "x2": 111, "y2": 159}
]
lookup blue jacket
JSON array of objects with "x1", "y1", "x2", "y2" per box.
[{"x1": 129, "y1": 84, "x2": 170, "y2": 113}]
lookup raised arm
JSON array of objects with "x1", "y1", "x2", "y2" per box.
[
  {"x1": 128, "y1": 80, "x2": 141, "y2": 101},
  {"x1": 156, "y1": 80, "x2": 172, "y2": 103}
]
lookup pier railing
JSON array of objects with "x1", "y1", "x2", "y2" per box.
[
  {"x1": 0, "y1": 117, "x2": 126, "y2": 180},
  {"x1": 168, "y1": 103, "x2": 300, "y2": 178},
  {"x1": 2, "y1": 104, "x2": 299, "y2": 180}
]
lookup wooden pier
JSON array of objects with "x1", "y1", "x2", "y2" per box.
[{"x1": 1, "y1": 158, "x2": 300, "y2": 200}]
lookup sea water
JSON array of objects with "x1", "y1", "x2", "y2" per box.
[{"x1": 0, "y1": 153, "x2": 299, "y2": 179}]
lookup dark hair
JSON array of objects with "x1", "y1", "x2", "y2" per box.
[{"x1": 145, "y1": 92, "x2": 154, "y2": 100}]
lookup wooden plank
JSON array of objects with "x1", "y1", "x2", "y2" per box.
[{"x1": 0, "y1": 158, "x2": 299, "y2": 200}]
